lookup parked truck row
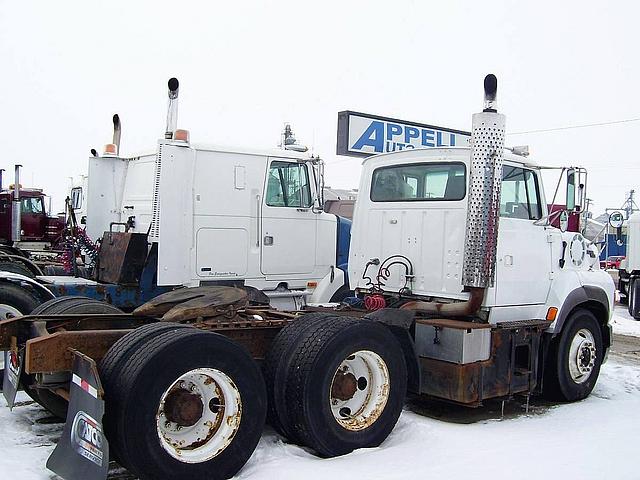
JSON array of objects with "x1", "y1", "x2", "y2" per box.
[{"x1": 0, "y1": 75, "x2": 614, "y2": 480}]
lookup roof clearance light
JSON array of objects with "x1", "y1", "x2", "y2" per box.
[
  {"x1": 174, "y1": 129, "x2": 190, "y2": 142},
  {"x1": 104, "y1": 143, "x2": 118, "y2": 156}
]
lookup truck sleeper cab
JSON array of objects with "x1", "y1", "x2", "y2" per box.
[{"x1": 64, "y1": 138, "x2": 350, "y2": 309}]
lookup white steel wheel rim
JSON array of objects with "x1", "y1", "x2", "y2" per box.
[
  {"x1": 0, "y1": 304, "x2": 22, "y2": 319},
  {"x1": 329, "y1": 350, "x2": 390, "y2": 431},
  {"x1": 156, "y1": 368, "x2": 242, "y2": 463},
  {"x1": 568, "y1": 328, "x2": 597, "y2": 384}
]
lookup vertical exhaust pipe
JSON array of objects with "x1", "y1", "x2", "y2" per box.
[
  {"x1": 402, "y1": 74, "x2": 506, "y2": 317},
  {"x1": 112, "y1": 114, "x2": 121, "y2": 155},
  {"x1": 12, "y1": 164, "x2": 22, "y2": 243},
  {"x1": 461, "y1": 74, "x2": 506, "y2": 290},
  {"x1": 165, "y1": 78, "x2": 179, "y2": 139}
]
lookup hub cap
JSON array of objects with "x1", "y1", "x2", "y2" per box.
[
  {"x1": 329, "y1": 350, "x2": 390, "y2": 431},
  {"x1": 156, "y1": 368, "x2": 242, "y2": 463},
  {"x1": 568, "y1": 328, "x2": 597, "y2": 384}
]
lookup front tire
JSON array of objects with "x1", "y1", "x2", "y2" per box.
[{"x1": 544, "y1": 309, "x2": 603, "y2": 401}]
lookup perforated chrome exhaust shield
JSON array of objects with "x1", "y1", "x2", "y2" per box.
[{"x1": 461, "y1": 92, "x2": 506, "y2": 288}]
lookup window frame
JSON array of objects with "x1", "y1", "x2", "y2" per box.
[
  {"x1": 265, "y1": 160, "x2": 313, "y2": 208},
  {"x1": 369, "y1": 161, "x2": 467, "y2": 203},
  {"x1": 71, "y1": 187, "x2": 83, "y2": 210},
  {"x1": 500, "y1": 164, "x2": 543, "y2": 221}
]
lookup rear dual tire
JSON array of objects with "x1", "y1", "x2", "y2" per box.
[
  {"x1": 102, "y1": 327, "x2": 266, "y2": 480},
  {"x1": 629, "y1": 278, "x2": 640, "y2": 319},
  {"x1": 265, "y1": 314, "x2": 407, "y2": 457},
  {"x1": 22, "y1": 297, "x2": 123, "y2": 419}
]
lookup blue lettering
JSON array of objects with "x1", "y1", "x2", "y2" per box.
[
  {"x1": 404, "y1": 127, "x2": 419, "y2": 144},
  {"x1": 352, "y1": 121, "x2": 384, "y2": 152},
  {"x1": 422, "y1": 129, "x2": 435, "y2": 147},
  {"x1": 450, "y1": 133, "x2": 456, "y2": 146},
  {"x1": 436, "y1": 131, "x2": 445, "y2": 146},
  {"x1": 387, "y1": 123, "x2": 402, "y2": 140}
]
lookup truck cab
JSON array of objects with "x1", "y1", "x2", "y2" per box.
[
  {"x1": 350, "y1": 147, "x2": 614, "y2": 330},
  {"x1": 78, "y1": 136, "x2": 350, "y2": 308},
  {"x1": 0, "y1": 188, "x2": 64, "y2": 247}
]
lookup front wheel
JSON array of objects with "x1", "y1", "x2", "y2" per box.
[{"x1": 544, "y1": 309, "x2": 603, "y2": 401}]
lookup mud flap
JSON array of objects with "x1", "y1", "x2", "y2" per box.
[
  {"x1": 2, "y1": 346, "x2": 23, "y2": 407},
  {"x1": 47, "y1": 350, "x2": 109, "y2": 480}
]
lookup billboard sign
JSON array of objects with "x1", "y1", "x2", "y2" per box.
[{"x1": 337, "y1": 111, "x2": 471, "y2": 158}]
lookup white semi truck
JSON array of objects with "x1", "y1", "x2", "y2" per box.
[
  {"x1": 0, "y1": 80, "x2": 351, "y2": 315},
  {"x1": 1, "y1": 75, "x2": 614, "y2": 480}
]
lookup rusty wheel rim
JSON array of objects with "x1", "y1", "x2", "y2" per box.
[
  {"x1": 156, "y1": 368, "x2": 242, "y2": 463},
  {"x1": 0, "y1": 304, "x2": 21, "y2": 320},
  {"x1": 329, "y1": 350, "x2": 390, "y2": 431}
]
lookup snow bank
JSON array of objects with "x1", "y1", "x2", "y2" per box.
[
  {"x1": 611, "y1": 305, "x2": 640, "y2": 337},
  {"x1": 1, "y1": 360, "x2": 638, "y2": 480}
]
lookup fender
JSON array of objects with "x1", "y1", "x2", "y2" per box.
[
  {"x1": 553, "y1": 285, "x2": 611, "y2": 348},
  {"x1": 0, "y1": 271, "x2": 55, "y2": 302}
]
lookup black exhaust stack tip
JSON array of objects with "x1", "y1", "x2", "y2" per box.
[
  {"x1": 113, "y1": 114, "x2": 120, "y2": 128},
  {"x1": 91, "y1": 148, "x2": 98, "y2": 157},
  {"x1": 168, "y1": 77, "x2": 179, "y2": 94},
  {"x1": 483, "y1": 74, "x2": 498, "y2": 112}
]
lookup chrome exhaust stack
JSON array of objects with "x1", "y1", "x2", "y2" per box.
[
  {"x1": 12, "y1": 164, "x2": 22, "y2": 243},
  {"x1": 112, "y1": 114, "x2": 121, "y2": 154},
  {"x1": 165, "y1": 78, "x2": 179, "y2": 139},
  {"x1": 402, "y1": 74, "x2": 506, "y2": 317},
  {"x1": 461, "y1": 74, "x2": 506, "y2": 290}
]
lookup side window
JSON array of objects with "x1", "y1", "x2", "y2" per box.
[
  {"x1": 371, "y1": 163, "x2": 466, "y2": 202},
  {"x1": 20, "y1": 197, "x2": 44, "y2": 214},
  {"x1": 500, "y1": 166, "x2": 541, "y2": 220},
  {"x1": 265, "y1": 161, "x2": 312, "y2": 208},
  {"x1": 71, "y1": 187, "x2": 83, "y2": 210}
]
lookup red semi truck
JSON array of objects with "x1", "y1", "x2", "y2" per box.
[{"x1": 0, "y1": 166, "x2": 65, "y2": 251}]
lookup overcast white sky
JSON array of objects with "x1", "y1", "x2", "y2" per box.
[{"x1": 0, "y1": 0, "x2": 638, "y2": 214}]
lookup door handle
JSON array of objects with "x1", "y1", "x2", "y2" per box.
[{"x1": 264, "y1": 235, "x2": 274, "y2": 246}]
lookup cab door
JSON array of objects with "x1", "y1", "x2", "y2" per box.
[
  {"x1": 261, "y1": 159, "x2": 317, "y2": 276},
  {"x1": 494, "y1": 166, "x2": 552, "y2": 306}
]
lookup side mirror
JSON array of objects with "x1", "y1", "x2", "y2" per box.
[
  {"x1": 609, "y1": 211, "x2": 624, "y2": 246},
  {"x1": 566, "y1": 169, "x2": 576, "y2": 211}
]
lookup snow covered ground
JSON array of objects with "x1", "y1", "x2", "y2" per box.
[
  {"x1": 1, "y1": 355, "x2": 639, "y2": 480},
  {"x1": 611, "y1": 304, "x2": 640, "y2": 337}
]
